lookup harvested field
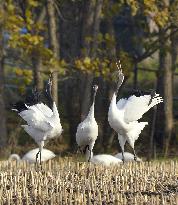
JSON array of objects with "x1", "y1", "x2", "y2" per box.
[{"x1": 0, "y1": 159, "x2": 178, "y2": 204}]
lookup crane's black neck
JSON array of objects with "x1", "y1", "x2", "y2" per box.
[
  {"x1": 45, "y1": 78, "x2": 53, "y2": 109},
  {"x1": 93, "y1": 90, "x2": 97, "y2": 104}
]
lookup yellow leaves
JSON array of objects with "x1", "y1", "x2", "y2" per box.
[
  {"x1": 102, "y1": 0, "x2": 123, "y2": 18},
  {"x1": 83, "y1": 57, "x2": 91, "y2": 65},
  {"x1": 6, "y1": 2, "x2": 14, "y2": 13},
  {"x1": 15, "y1": 68, "x2": 33, "y2": 81},
  {"x1": 75, "y1": 57, "x2": 114, "y2": 79},
  {"x1": 154, "y1": 8, "x2": 169, "y2": 28},
  {"x1": 12, "y1": 68, "x2": 33, "y2": 94},
  {"x1": 143, "y1": 0, "x2": 170, "y2": 29},
  {"x1": 85, "y1": 36, "x2": 93, "y2": 44},
  {"x1": 27, "y1": 35, "x2": 43, "y2": 45},
  {"x1": 126, "y1": 0, "x2": 139, "y2": 16},
  {"x1": 15, "y1": 68, "x2": 23, "y2": 76},
  {"x1": 29, "y1": 0, "x2": 39, "y2": 7},
  {"x1": 74, "y1": 52, "x2": 133, "y2": 80}
]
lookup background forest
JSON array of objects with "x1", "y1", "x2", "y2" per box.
[{"x1": 0, "y1": 0, "x2": 178, "y2": 159}]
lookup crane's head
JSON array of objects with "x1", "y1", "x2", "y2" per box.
[
  {"x1": 116, "y1": 61, "x2": 124, "y2": 85},
  {"x1": 93, "y1": 85, "x2": 98, "y2": 92},
  {"x1": 47, "y1": 70, "x2": 59, "y2": 87}
]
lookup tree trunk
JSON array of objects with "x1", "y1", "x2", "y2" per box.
[
  {"x1": 155, "y1": 28, "x2": 173, "y2": 157},
  {"x1": 102, "y1": 15, "x2": 117, "y2": 151},
  {"x1": 0, "y1": 19, "x2": 7, "y2": 152},
  {"x1": 32, "y1": 56, "x2": 43, "y2": 91},
  {"x1": 80, "y1": 0, "x2": 103, "y2": 120},
  {"x1": 46, "y1": 0, "x2": 59, "y2": 105},
  {"x1": 171, "y1": 29, "x2": 178, "y2": 73},
  {"x1": 60, "y1": 1, "x2": 82, "y2": 60},
  {"x1": 31, "y1": 6, "x2": 46, "y2": 92}
]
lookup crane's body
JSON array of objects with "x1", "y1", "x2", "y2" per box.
[
  {"x1": 90, "y1": 154, "x2": 122, "y2": 166},
  {"x1": 115, "y1": 152, "x2": 142, "y2": 162},
  {"x1": 76, "y1": 85, "x2": 98, "y2": 161},
  {"x1": 108, "y1": 62, "x2": 163, "y2": 162},
  {"x1": 20, "y1": 102, "x2": 62, "y2": 149},
  {"x1": 84, "y1": 148, "x2": 122, "y2": 166},
  {"x1": 9, "y1": 148, "x2": 56, "y2": 163},
  {"x1": 12, "y1": 75, "x2": 62, "y2": 166}
]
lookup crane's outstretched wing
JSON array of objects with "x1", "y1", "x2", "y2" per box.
[
  {"x1": 35, "y1": 103, "x2": 53, "y2": 117},
  {"x1": 116, "y1": 98, "x2": 127, "y2": 110},
  {"x1": 21, "y1": 125, "x2": 47, "y2": 144},
  {"x1": 19, "y1": 103, "x2": 53, "y2": 132},
  {"x1": 123, "y1": 94, "x2": 163, "y2": 123},
  {"x1": 126, "y1": 121, "x2": 148, "y2": 147}
]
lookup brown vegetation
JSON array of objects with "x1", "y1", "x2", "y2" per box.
[{"x1": 0, "y1": 159, "x2": 177, "y2": 204}]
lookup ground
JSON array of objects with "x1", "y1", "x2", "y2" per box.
[{"x1": 0, "y1": 159, "x2": 178, "y2": 204}]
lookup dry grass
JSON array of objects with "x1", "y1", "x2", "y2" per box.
[{"x1": 0, "y1": 159, "x2": 178, "y2": 204}]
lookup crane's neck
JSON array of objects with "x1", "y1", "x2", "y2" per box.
[
  {"x1": 110, "y1": 76, "x2": 123, "y2": 110},
  {"x1": 46, "y1": 78, "x2": 53, "y2": 109},
  {"x1": 115, "y1": 78, "x2": 123, "y2": 96},
  {"x1": 87, "y1": 88, "x2": 97, "y2": 120},
  {"x1": 110, "y1": 93, "x2": 117, "y2": 110},
  {"x1": 9, "y1": 154, "x2": 21, "y2": 161},
  {"x1": 39, "y1": 141, "x2": 44, "y2": 151}
]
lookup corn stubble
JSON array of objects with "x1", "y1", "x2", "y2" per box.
[{"x1": 0, "y1": 159, "x2": 177, "y2": 204}]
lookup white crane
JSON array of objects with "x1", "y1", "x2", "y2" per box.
[
  {"x1": 9, "y1": 148, "x2": 56, "y2": 163},
  {"x1": 84, "y1": 147, "x2": 122, "y2": 166},
  {"x1": 76, "y1": 85, "x2": 98, "y2": 162},
  {"x1": 108, "y1": 61, "x2": 163, "y2": 162},
  {"x1": 114, "y1": 152, "x2": 142, "y2": 162},
  {"x1": 12, "y1": 74, "x2": 63, "y2": 165}
]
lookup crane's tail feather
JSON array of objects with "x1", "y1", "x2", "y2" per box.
[{"x1": 127, "y1": 122, "x2": 148, "y2": 148}]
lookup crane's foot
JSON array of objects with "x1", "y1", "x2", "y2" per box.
[
  {"x1": 133, "y1": 148, "x2": 137, "y2": 162},
  {"x1": 121, "y1": 151, "x2": 125, "y2": 164},
  {"x1": 35, "y1": 150, "x2": 42, "y2": 171}
]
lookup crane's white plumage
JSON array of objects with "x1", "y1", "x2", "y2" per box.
[
  {"x1": 20, "y1": 102, "x2": 62, "y2": 146},
  {"x1": 84, "y1": 149, "x2": 122, "y2": 166},
  {"x1": 12, "y1": 75, "x2": 63, "y2": 165},
  {"x1": 108, "y1": 62, "x2": 163, "y2": 162},
  {"x1": 9, "y1": 154, "x2": 21, "y2": 161},
  {"x1": 117, "y1": 94, "x2": 162, "y2": 123},
  {"x1": 90, "y1": 154, "x2": 122, "y2": 166},
  {"x1": 9, "y1": 148, "x2": 56, "y2": 163},
  {"x1": 22, "y1": 148, "x2": 56, "y2": 163},
  {"x1": 115, "y1": 152, "x2": 142, "y2": 162},
  {"x1": 76, "y1": 85, "x2": 98, "y2": 161}
]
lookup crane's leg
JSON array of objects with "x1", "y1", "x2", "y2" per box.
[
  {"x1": 121, "y1": 150, "x2": 125, "y2": 163},
  {"x1": 133, "y1": 148, "x2": 137, "y2": 161},
  {"x1": 88, "y1": 149, "x2": 92, "y2": 162},
  {"x1": 36, "y1": 151, "x2": 39, "y2": 163},
  {"x1": 35, "y1": 150, "x2": 40, "y2": 169},
  {"x1": 40, "y1": 150, "x2": 42, "y2": 166},
  {"x1": 77, "y1": 146, "x2": 82, "y2": 154},
  {"x1": 86, "y1": 145, "x2": 91, "y2": 162}
]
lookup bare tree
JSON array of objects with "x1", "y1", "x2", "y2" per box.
[
  {"x1": 80, "y1": 0, "x2": 103, "y2": 120},
  {"x1": 46, "y1": 0, "x2": 60, "y2": 105},
  {"x1": 0, "y1": 2, "x2": 7, "y2": 155},
  {"x1": 155, "y1": 28, "x2": 173, "y2": 157},
  {"x1": 32, "y1": 7, "x2": 46, "y2": 91}
]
